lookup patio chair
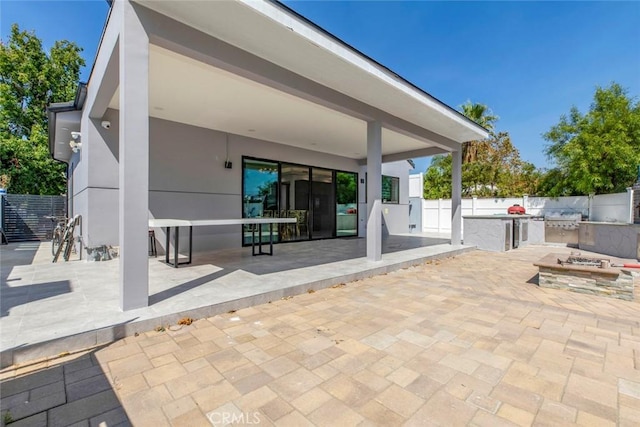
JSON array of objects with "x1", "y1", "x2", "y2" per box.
[{"x1": 289, "y1": 209, "x2": 308, "y2": 238}]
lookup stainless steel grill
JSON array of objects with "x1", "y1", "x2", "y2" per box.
[{"x1": 544, "y1": 213, "x2": 581, "y2": 245}]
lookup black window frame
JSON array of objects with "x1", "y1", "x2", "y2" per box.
[
  {"x1": 382, "y1": 175, "x2": 400, "y2": 204},
  {"x1": 241, "y1": 155, "x2": 359, "y2": 246}
]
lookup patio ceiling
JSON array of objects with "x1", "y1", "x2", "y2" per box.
[{"x1": 108, "y1": 45, "x2": 436, "y2": 159}]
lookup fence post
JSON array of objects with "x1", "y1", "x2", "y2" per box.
[
  {"x1": 472, "y1": 195, "x2": 477, "y2": 215},
  {"x1": 522, "y1": 194, "x2": 528, "y2": 212},
  {"x1": 0, "y1": 190, "x2": 5, "y2": 232},
  {"x1": 626, "y1": 187, "x2": 634, "y2": 224},
  {"x1": 437, "y1": 198, "x2": 442, "y2": 233}
]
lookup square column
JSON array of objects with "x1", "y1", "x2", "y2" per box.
[
  {"x1": 119, "y1": 0, "x2": 149, "y2": 310},
  {"x1": 451, "y1": 149, "x2": 462, "y2": 245},
  {"x1": 367, "y1": 121, "x2": 382, "y2": 261}
]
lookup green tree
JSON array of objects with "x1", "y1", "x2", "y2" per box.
[
  {"x1": 1, "y1": 24, "x2": 85, "y2": 194},
  {"x1": 423, "y1": 154, "x2": 452, "y2": 199},
  {"x1": 543, "y1": 82, "x2": 640, "y2": 195},
  {"x1": 336, "y1": 172, "x2": 356, "y2": 204},
  {"x1": 423, "y1": 131, "x2": 540, "y2": 199},
  {"x1": 459, "y1": 101, "x2": 498, "y2": 164}
]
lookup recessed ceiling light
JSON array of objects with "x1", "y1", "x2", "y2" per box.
[
  {"x1": 310, "y1": 142, "x2": 317, "y2": 146},
  {"x1": 62, "y1": 127, "x2": 69, "y2": 131},
  {"x1": 57, "y1": 141, "x2": 65, "y2": 145},
  {"x1": 153, "y1": 106, "x2": 164, "y2": 111},
  {"x1": 248, "y1": 129, "x2": 256, "y2": 132}
]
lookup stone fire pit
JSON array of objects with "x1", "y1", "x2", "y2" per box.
[{"x1": 534, "y1": 253, "x2": 637, "y2": 301}]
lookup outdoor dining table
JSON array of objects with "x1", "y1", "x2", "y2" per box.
[{"x1": 148, "y1": 217, "x2": 297, "y2": 267}]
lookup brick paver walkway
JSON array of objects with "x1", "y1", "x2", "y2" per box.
[{"x1": 1, "y1": 245, "x2": 639, "y2": 426}]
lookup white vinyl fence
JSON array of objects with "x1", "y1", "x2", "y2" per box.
[{"x1": 422, "y1": 190, "x2": 634, "y2": 233}]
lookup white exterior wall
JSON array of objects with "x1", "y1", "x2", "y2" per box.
[
  {"x1": 73, "y1": 109, "x2": 362, "y2": 252},
  {"x1": 357, "y1": 160, "x2": 412, "y2": 237},
  {"x1": 381, "y1": 161, "x2": 412, "y2": 235}
]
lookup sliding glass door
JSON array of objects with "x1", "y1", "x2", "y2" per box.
[{"x1": 242, "y1": 157, "x2": 358, "y2": 245}]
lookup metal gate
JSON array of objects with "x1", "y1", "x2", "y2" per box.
[{"x1": 1, "y1": 194, "x2": 66, "y2": 242}]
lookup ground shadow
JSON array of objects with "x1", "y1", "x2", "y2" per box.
[
  {"x1": 149, "y1": 269, "x2": 234, "y2": 305},
  {"x1": 527, "y1": 273, "x2": 540, "y2": 285},
  {"x1": 1, "y1": 280, "x2": 71, "y2": 317},
  {"x1": 0, "y1": 343, "x2": 131, "y2": 426},
  {"x1": 0, "y1": 242, "x2": 40, "y2": 271}
]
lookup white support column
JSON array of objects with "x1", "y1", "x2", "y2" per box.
[
  {"x1": 451, "y1": 149, "x2": 462, "y2": 245},
  {"x1": 366, "y1": 121, "x2": 382, "y2": 261},
  {"x1": 119, "y1": 0, "x2": 149, "y2": 310},
  {"x1": 472, "y1": 195, "x2": 477, "y2": 215}
]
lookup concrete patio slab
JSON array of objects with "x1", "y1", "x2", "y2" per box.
[{"x1": 1, "y1": 234, "x2": 465, "y2": 367}]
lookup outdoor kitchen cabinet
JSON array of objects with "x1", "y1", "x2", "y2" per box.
[{"x1": 463, "y1": 215, "x2": 532, "y2": 252}]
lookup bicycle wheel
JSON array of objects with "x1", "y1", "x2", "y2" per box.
[{"x1": 51, "y1": 229, "x2": 61, "y2": 256}]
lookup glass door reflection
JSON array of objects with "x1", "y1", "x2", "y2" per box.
[
  {"x1": 242, "y1": 158, "x2": 279, "y2": 245},
  {"x1": 280, "y1": 164, "x2": 310, "y2": 241},
  {"x1": 311, "y1": 168, "x2": 335, "y2": 239},
  {"x1": 336, "y1": 171, "x2": 358, "y2": 236}
]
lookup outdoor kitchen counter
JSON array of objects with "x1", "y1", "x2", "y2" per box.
[
  {"x1": 463, "y1": 215, "x2": 534, "y2": 252},
  {"x1": 578, "y1": 221, "x2": 640, "y2": 260}
]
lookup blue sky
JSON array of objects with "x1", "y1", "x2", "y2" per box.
[{"x1": 2, "y1": 0, "x2": 639, "y2": 173}]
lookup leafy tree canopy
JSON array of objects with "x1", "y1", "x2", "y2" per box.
[
  {"x1": 543, "y1": 82, "x2": 640, "y2": 196},
  {"x1": 1, "y1": 24, "x2": 84, "y2": 194},
  {"x1": 459, "y1": 101, "x2": 498, "y2": 164},
  {"x1": 423, "y1": 102, "x2": 540, "y2": 199},
  {"x1": 423, "y1": 132, "x2": 540, "y2": 199}
]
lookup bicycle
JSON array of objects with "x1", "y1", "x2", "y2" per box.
[
  {"x1": 49, "y1": 215, "x2": 81, "y2": 263},
  {"x1": 45, "y1": 216, "x2": 67, "y2": 256}
]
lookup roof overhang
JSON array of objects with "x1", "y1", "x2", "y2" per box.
[
  {"x1": 47, "y1": 83, "x2": 87, "y2": 162},
  {"x1": 133, "y1": 0, "x2": 488, "y2": 148},
  {"x1": 58, "y1": 1, "x2": 489, "y2": 164}
]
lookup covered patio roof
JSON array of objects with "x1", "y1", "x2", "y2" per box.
[{"x1": 50, "y1": 0, "x2": 488, "y2": 163}]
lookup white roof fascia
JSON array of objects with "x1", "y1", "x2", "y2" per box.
[{"x1": 242, "y1": 0, "x2": 488, "y2": 140}]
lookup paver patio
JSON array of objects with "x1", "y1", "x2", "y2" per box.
[
  {"x1": 0, "y1": 234, "x2": 458, "y2": 366},
  {"x1": 1, "y1": 244, "x2": 639, "y2": 426}
]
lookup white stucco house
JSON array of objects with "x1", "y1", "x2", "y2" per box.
[{"x1": 48, "y1": 0, "x2": 488, "y2": 311}]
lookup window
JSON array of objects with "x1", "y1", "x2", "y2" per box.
[{"x1": 382, "y1": 175, "x2": 399, "y2": 204}]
